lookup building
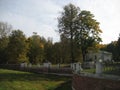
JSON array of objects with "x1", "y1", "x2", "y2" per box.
[
  {"x1": 83, "y1": 51, "x2": 112, "y2": 68},
  {"x1": 86, "y1": 50, "x2": 112, "y2": 62}
]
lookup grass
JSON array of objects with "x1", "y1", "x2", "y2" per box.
[
  {"x1": 83, "y1": 68, "x2": 95, "y2": 73},
  {"x1": 0, "y1": 69, "x2": 72, "y2": 90}
]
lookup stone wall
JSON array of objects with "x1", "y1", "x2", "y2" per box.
[{"x1": 72, "y1": 74, "x2": 120, "y2": 90}]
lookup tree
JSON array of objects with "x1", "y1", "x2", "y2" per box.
[
  {"x1": 28, "y1": 33, "x2": 44, "y2": 64},
  {"x1": 75, "y1": 10, "x2": 102, "y2": 62},
  {"x1": 116, "y1": 34, "x2": 120, "y2": 61},
  {"x1": 0, "y1": 22, "x2": 12, "y2": 64},
  {"x1": 101, "y1": 41, "x2": 118, "y2": 61},
  {"x1": 58, "y1": 4, "x2": 102, "y2": 63},
  {"x1": 0, "y1": 22, "x2": 12, "y2": 38},
  {"x1": 58, "y1": 3, "x2": 80, "y2": 63},
  {"x1": 7, "y1": 30, "x2": 28, "y2": 64},
  {"x1": 44, "y1": 38, "x2": 54, "y2": 63},
  {"x1": 101, "y1": 34, "x2": 120, "y2": 62},
  {"x1": 60, "y1": 34, "x2": 71, "y2": 63}
]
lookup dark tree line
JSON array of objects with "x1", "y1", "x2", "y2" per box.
[{"x1": 0, "y1": 22, "x2": 72, "y2": 64}]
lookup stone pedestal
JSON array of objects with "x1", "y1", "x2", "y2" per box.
[
  {"x1": 71, "y1": 62, "x2": 83, "y2": 73},
  {"x1": 96, "y1": 59, "x2": 103, "y2": 75},
  {"x1": 20, "y1": 62, "x2": 27, "y2": 68},
  {"x1": 43, "y1": 62, "x2": 51, "y2": 68}
]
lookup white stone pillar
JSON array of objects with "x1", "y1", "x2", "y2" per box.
[{"x1": 96, "y1": 59, "x2": 103, "y2": 75}]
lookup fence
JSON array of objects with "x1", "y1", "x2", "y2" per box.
[
  {"x1": 0, "y1": 64, "x2": 72, "y2": 75},
  {"x1": 103, "y1": 62, "x2": 120, "y2": 75}
]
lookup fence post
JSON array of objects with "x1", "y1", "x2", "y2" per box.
[{"x1": 96, "y1": 59, "x2": 103, "y2": 75}]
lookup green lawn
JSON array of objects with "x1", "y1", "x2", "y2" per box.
[{"x1": 0, "y1": 69, "x2": 72, "y2": 90}]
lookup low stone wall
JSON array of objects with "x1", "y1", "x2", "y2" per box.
[{"x1": 72, "y1": 73, "x2": 120, "y2": 90}]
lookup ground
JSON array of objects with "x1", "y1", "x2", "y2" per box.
[{"x1": 0, "y1": 69, "x2": 72, "y2": 90}]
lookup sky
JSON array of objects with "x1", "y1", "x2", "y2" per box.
[{"x1": 0, "y1": 0, "x2": 120, "y2": 44}]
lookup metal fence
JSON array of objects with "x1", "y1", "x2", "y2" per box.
[{"x1": 103, "y1": 62, "x2": 120, "y2": 75}]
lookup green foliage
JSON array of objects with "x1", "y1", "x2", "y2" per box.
[
  {"x1": 58, "y1": 4, "x2": 81, "y2": 63},
  {"x1": 0, "y1": 4, "x2": 103, "y2": 64},
  {"x1": 7, "y1": 30, "x2": 29, "y2": 64},
  {"x1": 101, "y1": 35, "x2": 120, "y2": 61},
  {"x1": 75, "y1": 10, "x2": 102, "y2": 61},
  {"x1": 27, "y1": 33, "x2": 44, "y2": 64},
  {"x1": 0, "y1": 22, "x2": 11, "y2": 64},
  {"x1": 58, "y1": 4, "x2": 102, "y2": 63},
  {"x1": 44, "y1": 38, "x2": 54, "y2": 63},
  {"x1": 0, "y1": 22, "x2": 12, "y2": 38}
]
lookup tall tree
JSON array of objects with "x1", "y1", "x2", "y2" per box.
[
  {"x1": 58, "y1": 3, "x2": 80, "y2": 63},
  {"x1": 58, "y1": 4, "x2": 102, "y2": 63},
  {"x1": 0, "y1": 22, "x2": 12, "y2": 64},
  {"x1": 7, "y1": 30, "x2": 28, "y2": 64},
  {"x1": 44, "y1": 38, "x2": 53, "y2": 63},
  {"x1": 75, "y1": 10, "x2": 102, "y2": 62},
  {"x1": 28, "y1": 33, "x2": 44, "y2": 64}
]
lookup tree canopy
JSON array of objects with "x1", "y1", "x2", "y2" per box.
[{"x1": 58, "y1": 4, "x2": 102, "y2": 62}]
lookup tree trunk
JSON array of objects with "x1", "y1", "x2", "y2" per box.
[
  {"x1": 82, "y1": 49, "x2": 86, "y2": 62},
  {"x1": 70, "y1": 28, "x2": 74, "y2": 63}
]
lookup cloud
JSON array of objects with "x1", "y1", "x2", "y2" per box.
[
  {"x1": 0, "y1": 0, "x2": 120, "y2": 43},
  {"x1": 73, "y1": 0, "x2": 120, "y2": 44},
  {"x1": 0, "y1": 0, "x2": 61, "y2": 42}
]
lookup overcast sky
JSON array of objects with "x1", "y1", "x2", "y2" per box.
[{"x1": 0, "y1": 0, "x2": 120, "y2": 44}]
